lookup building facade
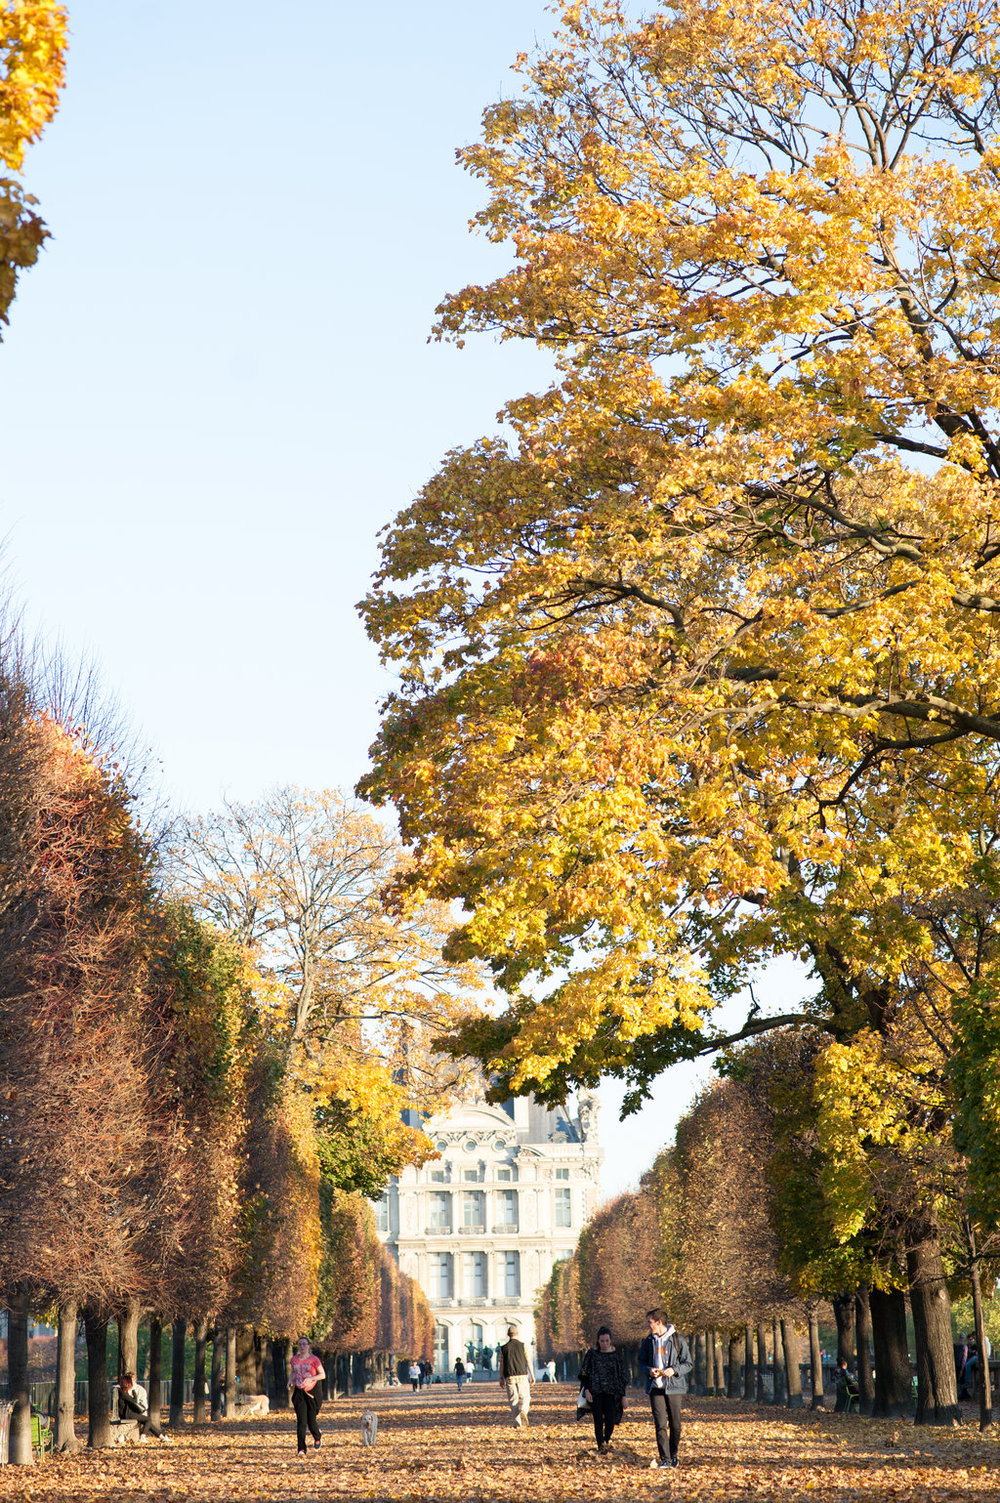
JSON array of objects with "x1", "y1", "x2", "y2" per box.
[{"x1": 374, "y1": 1089, "x2": 602, "y2": 1375}]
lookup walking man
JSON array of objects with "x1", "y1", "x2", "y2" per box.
[
  {"x1": 288, "y1": 1337, "x2": 326, "y2": 1457},
  {"x1": 639, "y1": 1308, "x2": 692, "y2": 1469},
  {"x1": 498, "y1": 1324, "x2": 534, "y2": 1428}
]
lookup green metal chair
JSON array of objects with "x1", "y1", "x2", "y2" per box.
[{"x1": 31, "y1": 1411, "x2": 54, "y2": 1459}]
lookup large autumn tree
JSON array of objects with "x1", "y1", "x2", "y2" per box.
[{"x1": 362, "y1": 0, "x2": 1000, "y2": 1096}]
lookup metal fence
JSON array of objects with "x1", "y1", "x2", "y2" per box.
[{"x1": 0, "y1": 1378, "x2": 196, "y2": 1417}]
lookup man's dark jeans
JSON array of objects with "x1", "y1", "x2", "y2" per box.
[{"x1": 649, "y1": 1389, "x2": 682, "y2": 1460}]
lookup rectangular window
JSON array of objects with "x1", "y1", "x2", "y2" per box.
[
  {"x1": 498, "y1": 1189, "x2": 518, "y2": 1230},
  {"x1": 429, "y1": 1253, "x2": 453, "y2": 1299},
  {"x1": 555, "y1": 1187, "x2": 572, "y2": 1228},
  {"x1": 462, "y1": 1251, "x2": 488, "y2": 1298},
  {"x1": 463, "y1": 1169, "x2": 479, "y2": 1182},
  {"x1": 463, "y1": 1191, "x2": 485, "y2": 1230},
  {"x1": 429, "y1": 1191, "x2": 452, "y2": 1231},
  {"x1": 374, "y1": 1193, "x2": 389, "y2": 1233},
  {"x1": 503, "y1": 1251, "x2": 521, "y2": 1298},
  {"x1": 496, "y1": 1167, "x2": 512, "y2": 1182},
  {"x1": 555, "y1": 1167, "x2": 570, "y2": 1180},
  {"x1": 430, "y1": 1169, "x2": 448, "y2": 1183}
]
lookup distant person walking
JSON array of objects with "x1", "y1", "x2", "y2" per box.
[
  {"x1": 639, "y1": 1308, "x2": 692, "y2": 1469},
  {"x1": 498, "y1": 1325, "x2": 534, "y2": 1428},
  {"x1": 580, "y1": 1326, "x2": 629, "y2": 1455},
  {"x1": 288, "y1": 1337, "x2": 326, "y2": 1458},
  {"x1": 454, "y1": 1357, "x2": 467, "y2": 1391},
  {"x1": 408, "y1": 1361, "x2": 421, "y2": 1392}
]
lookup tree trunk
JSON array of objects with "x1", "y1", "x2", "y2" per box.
[
  {"x1": 254, "y1": 1330, "x2": 266, "y2": 1394},
  {"x1": 85, "y1": 1307, "x2": 112, "y2": 1449},
  {"x1": 743, "y1": 1322, "x2": 755, "y2": 1400},
  {"x1": 8, "y1": 1287, "x2": 32, "y2": 1465},
  {"x1": 727, "y1": 1331, "x2": 742, "y2": 1398},
  {"x1": 855, "y1": 1285, "x2": 875, "y2": 1417},
  {"x1": 193, "y1": 1319, "x2": 208, "y2": 1425},
  {"x1": 55, "y1": 1301, "x2": 81, "y2": 1453},
  {"x1": 146, "y1": 1316, "x2": 163, "y2": 1437},
  {"x1": 832, "y1": 1292, "x2": 854, "y2": 1411},
  {"x1": 870, "y1": 1287, "x2": 913, "y2": 1418},
  {"x1": 117, "y1": 1298, "x2": 140, "y2": 1382},
  {"x1": 225, "y1": 1327, "x2": 238, "y2": 1416},
  {"x1": 170, "y1": 1318, "x2": 186, "y2": 1427},
  {"x1": 272, "y1": 1336, "x2": 291, "y2": 1408},
  {"x1": 211, "y1": 1327, "x2": 224, "y2": 1420},
  {"x1": 713, "y1": 1330, "x2": 726, "y2": 1395},
  {"x1": 807, "y1": 1307, "x2": 824, "y2": 1409},
  {"x1": 772, "y1": 1318, "x2": 785, "y2": 1407},
  {"x1": 693, "y1": 1330, "x2": 706, "y2": 1395},
  {"x1": 236, "y1": 1325, "x2": 258, "y2": 1392},
  {"x1": 907, "y1": 1221, "x2": 959, "y2": 1425},
  {"x1": 756, "y1": 1323, "x2": 769, "y2": 1402},
  {"x1": 966, "y1": 1224, "x2": 994, "y2": 1431},
  {"x1": 782, "y1": 1319, "x2": 803, "y2": 1408}
]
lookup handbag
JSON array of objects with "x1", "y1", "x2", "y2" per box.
[{"x1": 576, "y1": 1385, "x2": 592, "y2": 1418}]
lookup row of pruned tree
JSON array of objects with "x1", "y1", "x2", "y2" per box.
[
  {"x1": 0, "y1": 646, "x2": 446, "y2": 1463},
  {"x1": 539, "y1": 1029, "x2": 999, "y2": 1426}
]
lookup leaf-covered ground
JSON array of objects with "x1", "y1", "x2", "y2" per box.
[{"x1": 6, "y1": 1386, "x2": 1000, "y2": 1501}]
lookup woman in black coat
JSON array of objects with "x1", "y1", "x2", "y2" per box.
[{"x1": 580, "y1": 1326, "x2": 630, "y2": 1454}]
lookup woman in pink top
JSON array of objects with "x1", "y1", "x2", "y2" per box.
[{"x1": 288, "y1": 1337, "x2": 326, "y2": 1456}]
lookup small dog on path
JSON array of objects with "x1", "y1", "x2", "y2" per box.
[{"x1": 362, "y1": 1410, "x2": 378, "y2": 1446}]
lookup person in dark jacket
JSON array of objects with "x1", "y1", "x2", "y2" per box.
[
  {"x1": 498, "y1": 1324, "x2": 534, "y2": 1427},
  {"x1": 639, "y1": 1308, "x2": 693, "y2": 1469},
  {"x1": 580, "y1": 1326, "x2": 629, "y2": 1455}
]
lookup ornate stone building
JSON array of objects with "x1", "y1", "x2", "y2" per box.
[{"x1": 373, "y1": 1090, "x2": 602, "y2": 1374}]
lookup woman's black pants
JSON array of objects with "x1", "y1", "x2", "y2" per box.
[
  {"x1": 293, "y1": 1386, "x2": 322, "y2": 1450},
  {"x1": 592, "y1": 1393, "x2": 619, "y2": 1446}
]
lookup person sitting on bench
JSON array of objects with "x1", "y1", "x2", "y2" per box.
[{"x1": 118, "y1": 1373, "x2": 149, "y2": 1432}]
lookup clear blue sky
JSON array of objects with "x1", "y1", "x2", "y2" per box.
[{"x1": 0, "y1": 0, "x2": 808, "y2": 1196}]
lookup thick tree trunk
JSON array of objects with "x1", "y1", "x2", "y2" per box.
[
  {"x1": 907, "y1": 1222, "x2": 959, "y2": 1426},
  {"x1": 772, "y1": 1318, "x2": 785, "y2": 1407},
  {"x1": 55, "y1": 1301, "x2": 81, "y2": 1453},
  {"x1": 870, "y1": 1287, "x2": 913, "y2": 1418},
  {"x1": 807, "y1": 1308, "x2": 824, "y2": 1409},
  {"x1": 236, "y1": 1325, "x2": 258, "y2": 1392},
  {"x1": 272, "y1": 1336, "x2": 291, "y2": 1408},
  {"x1": 756, "y1": 1323, "x2": 769, "y2": 1402},
  {"x1": 225, "y1": 1327, "x2": 238, "y2": 1416},
  {"x1": 9, "y1": 1287, "x2": 32, "y2": 1465},
  {"x1": 170, "y1": 1318, "x2": 187, "y2": 1427},
  {"x1": 727, "y1": 1331, "x2": 742, "y2": 1398},
  {"x1": 743, "y1": 1322, "x2": 755, "y2": 1400},
  {"x1": 855, "y1": 1285, "x2": 875, "y2": 1416},
  {"x1": 146, "y1": 1316, "x2": 163, "y2": 1437},
  {"x1": 694, "y1": 1330, "x2": 706, "y2": 1394},
  {"x1": 85, "y1": 1307, "x2": 112, "y2": 1449},
  {"x1": 782, "y1": 1319, "x2": 803, "y2": 1407},
  {"x1": 713, "y1": 1330, "x2": 726, "y2": 1395},
  {"x1": 969, "y1": 1249, "x2": 994, "y2": 1431},
  {"x1": 833, "y1": 1292, "x2": 855, "y2": 1411},
  {"x1": 117, "y1": 1298, "x2": 140, "y2": 1382},
  {"x1": 193, "y1": 1319, "x2": 209, "y2": 1425},
  {"x1": 211, "y1": 1327, "x2": 224, "y2": 1420}
]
